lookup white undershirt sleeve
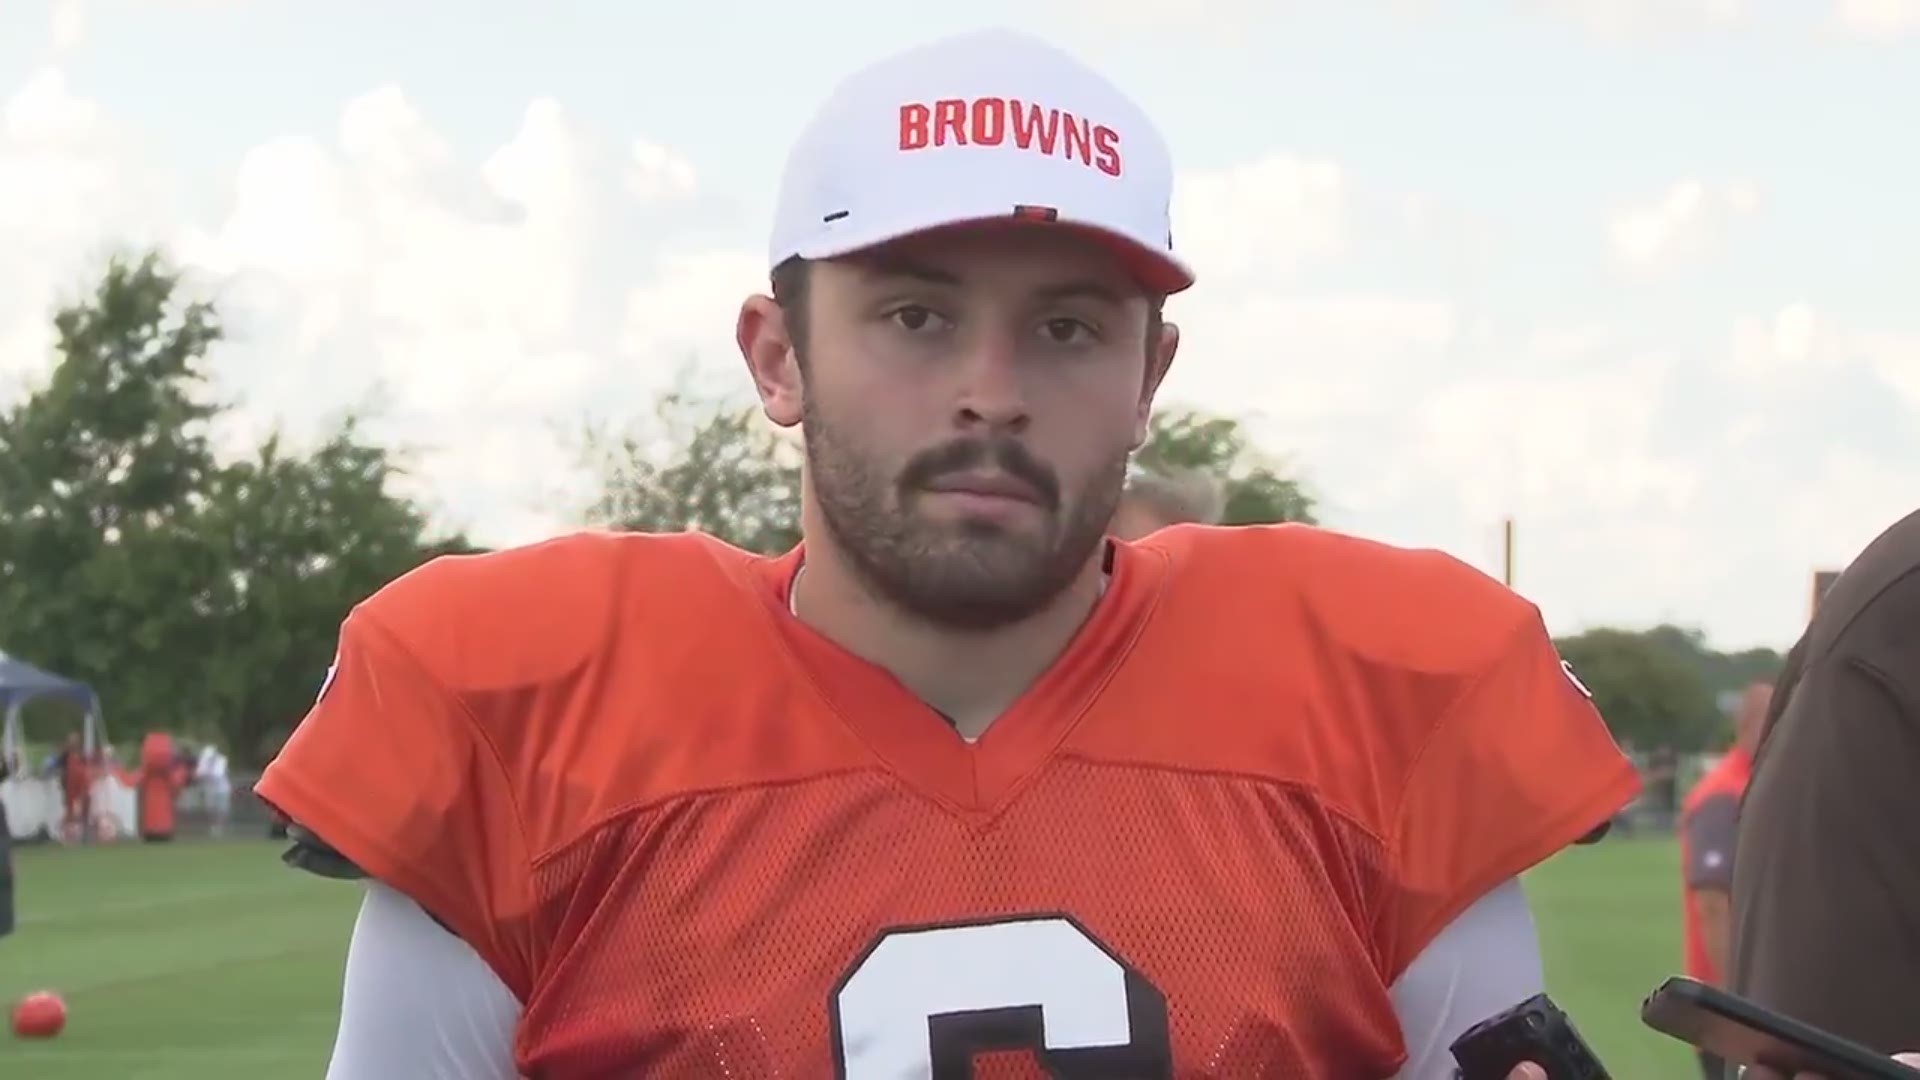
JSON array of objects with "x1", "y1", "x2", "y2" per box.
[
  {"x1": 1389, "y1": 876, "x2": 1547, "y2": 1080},
  {"x1": 326, "y1": 881, "x2": 523, "y2": 1080},
  {"x1": 326, "y1": 876, "x2": 1542, "y2": 1079}
]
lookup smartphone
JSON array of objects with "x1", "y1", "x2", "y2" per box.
[
  {"x1": 1641, "y1": 976, "x2": 1920, "y2": 1080},
  {"x1": 1449, "y1": 993, "x2": 1611, "y2": 1079}
]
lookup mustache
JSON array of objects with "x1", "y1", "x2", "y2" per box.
[{"x1": 899, "y1": 437, "x2": 1061, "y2": 510}]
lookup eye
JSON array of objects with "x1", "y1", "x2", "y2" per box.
[
  {"x1": 1039, "y1": 317, "x2": 1096, "y2": 345},
  {"x1": 888, "y1": 305, "x2": 949, "y2": 333}
]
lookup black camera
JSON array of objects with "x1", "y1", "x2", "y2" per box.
[{"x1": 1450, "y1": 993, "x2": 1611, "y2": 1080}]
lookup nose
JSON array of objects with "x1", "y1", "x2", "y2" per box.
[{"x1": 952, "y1": 329, "x2": 1030, "y2": 435}]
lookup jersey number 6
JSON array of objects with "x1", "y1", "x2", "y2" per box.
[{"x1": 829, "y1": 914, "x2": 1174, "y2": 1079}]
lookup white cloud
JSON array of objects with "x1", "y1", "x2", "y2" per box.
[
  {"x1": 618, "y1": 248, "x2": 763, "y2": 370},
  {"x1": 1049, "y1": 0, "x2": 1284, "y2": 34},
  {"x1": 1855, "y1": 330, "x2": 1920, "y2": 411},
  {"x1": 1173, "y1": 154, "x2": 1349, "y2": 283},
  {"x1": 4, "y1": 66, "x2": 101, "y2": 145},
  {"x1": 627, "y1": 138, "x2": 699, "y2": 204},
  {"x1": 1534, "y1": 0, "x2": 1747, "y2": 37},
  {"x1": 1, "y1": 67, "x2": 725, "y2": 542},
  {"x1": 0, "y1": 67, "x2": 177, "y2": 391},
  {"x1": 1608, "y1": 178, "x2": 1761, "y2": 270},
  {"x1": 50, "y1": 0, "x2": 87, "y2": 53},
  {"x1": 2, "y1": 56, "x2": 1914, "y2": 653},
  {"x1": 1833, "y1": 0, "x2": 1920, "y2": 36},
  {"x1": 1726, "y1": 302, "x2": 1832, "y2": 378},
  {"x1": 1725, "y1": 303, "x2": 1920, "y2": 415},
  {"x1": 1413, "y1": 355, "x2": 1701, "y2": 518}
]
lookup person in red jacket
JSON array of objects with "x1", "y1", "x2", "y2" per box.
[
  {"x1": 1679, "y1": 680, "x2": 1771, "y2": 1079},
  {"x1": 54, "y1": 734, "x2": 91, "y2": 842}
]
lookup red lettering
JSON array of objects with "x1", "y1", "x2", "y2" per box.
[
  {"x1": 897, "y1": 98, "x2": 1121, "y2": 176},
  {"x1": 898, "y1": 103, "x2": 931, "y2": 150},
  {"x1": 933, "y1": 98, "x2": 967, "y2": 145},
  {"x1": 1062, "y1": 113, "x2": 1093, "y2": 166},
  {"x1": 1009, "y1": 100, "x2": 1061, "y2": 155},
  {"x1": 970, "y1": 97, "x2": 1006, "y2": 146},
  {"x1": 1092, "y1": 124, "x2": 1122, "y2": 177}
]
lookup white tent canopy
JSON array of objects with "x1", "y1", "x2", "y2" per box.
[{"x1": 0, "y1": 650, "x2": 128, "y2": 841}]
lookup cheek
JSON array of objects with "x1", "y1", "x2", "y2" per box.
[
  {"x1": 1036, "y1": 367, "x2": 1147, "y2": 440},
  {"x1": 815, "y1": 333, "x2": 941, "y2": 418},
  {"x1": 808, "y1": 373, "x2": 918, "y2": 477}
]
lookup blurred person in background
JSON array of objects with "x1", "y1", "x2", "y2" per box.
[
  {"x1": 197, "y1": 742, "x2": 231, "y2": 837},
  {"x1": 1678, "y1": 680, "x2": 1771, "y2": 1080},
  {"x1": 1733, "y1": 508, "x2": 1920, "y2": 1057},
  {"x1": 50, "y1": 733, "x2": 91, "y2": 842},
  {"x1": 1644, "y1": 744, "x2": 1679, "y2": 831},
  {"x1": 1110, "y1": 463, "x2": 1224, "y2": 539}
]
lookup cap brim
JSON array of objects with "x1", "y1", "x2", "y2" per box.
[{"x1": 791, "y1": 211, "x2": 1195, "y2": 296}]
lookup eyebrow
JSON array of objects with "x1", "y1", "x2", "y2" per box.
[
  {"x1": 860, "y1": 257, "x2": 961, "y2": 288},
  {"x1": 860, "y1": 257, "x2": 1130, "y2": 306}
]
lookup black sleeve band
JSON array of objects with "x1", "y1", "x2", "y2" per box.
[
  {"x1": 280, "y1": 821, "x2": 368, "y2": 881},
  {"x1": 278, "y1": 822, "x2": 462, "y2": 938}
]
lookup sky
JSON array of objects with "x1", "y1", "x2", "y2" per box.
[{"x1": 1, "y1": 0, "x2": 1916, "y2": 652}]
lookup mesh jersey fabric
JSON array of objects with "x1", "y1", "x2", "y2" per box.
[
  {"x1": 320, "y1": 874, "x2": 1545, "y2": 1080},
  {"x1": 256, "y1": 524, "x2": 1639, "y2": 1079}
]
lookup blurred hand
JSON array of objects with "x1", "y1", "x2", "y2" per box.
[
  {"x1": 1720, "y1": 1053, "x2": 1920, "y2": 1080},
  {"x1": 1505, "y1": 1066, "x2": 1546, "y2": 1080}
]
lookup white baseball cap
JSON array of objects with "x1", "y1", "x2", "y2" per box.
[{"x1": 769, "y1": 28, "x2": 1194, "y2": 295}]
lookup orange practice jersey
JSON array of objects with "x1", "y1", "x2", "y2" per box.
[{"x1": 257, "y1": 525, "x2": 1639, "y2": 1079}]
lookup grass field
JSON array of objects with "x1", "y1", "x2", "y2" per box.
[{"x1": 0, "y1": 836, "x2": 1698, "y2": 1078}]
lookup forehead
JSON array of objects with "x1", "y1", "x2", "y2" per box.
[{"x1": 821, "y1": 224, "x2": 1148, "y2": 301}]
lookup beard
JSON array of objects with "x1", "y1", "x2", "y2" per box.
[{"x1": 802, "y1": 394, "x2": 1124, "y2": 631}]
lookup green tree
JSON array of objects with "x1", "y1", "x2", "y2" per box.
[
  {"x1": 0, "y1": 252, "x2": 467, "y2": 766},
  {"x1": 195, "y1": 422, "x2": 475, "y2": 764},
  {"x1": 1134, "y1": 409, "x2": 1317, "y2": 525},
  {"x1": 0, "y1": 252, "x2": 227, "y2": 737},
  {"x1": 1555, "y1": 627, "x2": 1724, "y2": 751},
  {"x1": 1640, "y1": 624, "x2": 1783, "y2": 702},
  {"x1": 580, "y1": 388, "x2": 803, "y2": 555}
]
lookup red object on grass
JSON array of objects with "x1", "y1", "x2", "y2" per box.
[{"x1": 11, "y1": 991, "x2": 67, "y2": 1038}]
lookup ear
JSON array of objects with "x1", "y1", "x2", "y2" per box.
[
  {"x1": 1132, "y1": 320, "x2": 1180, "y2": 449},
  {"x1": 737, "y1": 294, "x2": 804, "y2": 428}
]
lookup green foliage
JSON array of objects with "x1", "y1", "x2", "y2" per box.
[
  {"x1": 1638, "y1": 624, "x2": 1784, "y2": 701},
  {"x1": 1554, "y1": 623, "x2": 1781, "y2": 752},
  {"x1": 191, "y1": 423, "x2": 472, "y2": 763},
  {"x1": 0, "y1": 253, "x2": 464, "y2": 766},
  {"x1": 577, "y1": 397, "x2": 1317, "y2": 548},
  {"x1": 1134, "y1": 409, "x2": 1317, "y2": 525},
  {"x1": 579, "y1": 387, "x2": 804, "y2": 555}
]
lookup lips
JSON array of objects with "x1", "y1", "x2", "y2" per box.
[{"x1": 922, "y1": 471, "x2": 1046, "y2": 505}]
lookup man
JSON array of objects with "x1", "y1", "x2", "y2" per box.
[
  {"x1": 1733, "y1": 508, "x2": 1920, "y2": 1056},
  {"x1": 196, "y1": 742, "x2": 231, "y2": 838},
  {"x1": 257, "y1": 29, "x2": 1638, "y2": 1078},
  {"x1": 1110, "y1": 464, "x2": 1223, "y2": 540},
  {"x1": 51, "y1": 733, "x2": 90, "y2": 843},
  {"x1": 1679, "y1": 681, "x2": 1772, "y2": 1080}
]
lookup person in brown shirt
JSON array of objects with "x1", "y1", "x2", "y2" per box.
[{"x1": 1732, "y1": 507, "x2": 1920, "y2": 1056}]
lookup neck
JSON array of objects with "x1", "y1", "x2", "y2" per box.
[{"x1": 790, "y1": 534, "x2": 1108, "y2": 740}]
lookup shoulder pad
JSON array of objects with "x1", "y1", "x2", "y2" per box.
[
  {"x1": 352, "y1": 529, "x2": 750, "y2": 694},
  {"x1": 1154, "y1": 523, "x2": 1535, "y2": 675}
]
